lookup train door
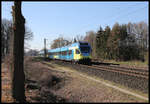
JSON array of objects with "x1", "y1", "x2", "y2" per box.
[
  {"x1": 74, "y1": 48, "x2": 80, "y2": 61},
  {"x1": 68, "y1": 50, "x2": 73, "y2": 60}
]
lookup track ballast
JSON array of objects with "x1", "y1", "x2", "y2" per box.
[{"x1": 43, "y1": 59, "x2": 149, "y2": 94}]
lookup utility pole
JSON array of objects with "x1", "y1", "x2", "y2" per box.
[
  {"x1": 44, "y1": 38, "x2": 47, "y2": 60},
  {"x1": 59, "y1": 35, "x2": 62, "y2": 59}
]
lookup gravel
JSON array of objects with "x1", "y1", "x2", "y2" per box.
[{"x1": 51, "y1": 60, "x2": 148, "y2": 94}]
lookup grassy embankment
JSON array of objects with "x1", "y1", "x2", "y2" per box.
[{"x1": 104, "y1": 52, "x2": 149, "y2": 68}]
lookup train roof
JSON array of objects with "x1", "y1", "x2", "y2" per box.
[
  {"x1": 39, "y1": 51, "x2": 44, "y2": 54},
  {"x1": 48, "y1": 41, "x2": 90, "y2": 53}
]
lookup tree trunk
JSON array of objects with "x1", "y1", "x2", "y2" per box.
[{"x1": 11, "y1": 1, "x2": 26, "y2": 102}]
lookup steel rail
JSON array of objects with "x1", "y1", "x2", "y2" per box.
[
  {"x1": 79, "y1": 64, "x2": 149, "y2": 79},
  {"x1": 92, "y1": 65, "x2": 149, "y2": 76}
]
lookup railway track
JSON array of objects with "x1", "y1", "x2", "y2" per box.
[
  {"x1": 81, "y1": 64, "x2": 149, "y2": 79},
  {"x1": 42, "y1": 59, "x2": 149, "y2": 93},
  {"x1": 51, "y1": 60, "x2": 148, "y2": 79}
]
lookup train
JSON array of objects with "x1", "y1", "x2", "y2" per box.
[{"x1": 39, "y1": 41, "x2": 92, "y2": 64}]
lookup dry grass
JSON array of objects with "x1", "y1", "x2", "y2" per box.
[
  {"x1": 104, "y1": 52, "x2": 149, "y2": 68},
  {"x1": 104, "y1": 59, "x2": 148, "y2": 68}
]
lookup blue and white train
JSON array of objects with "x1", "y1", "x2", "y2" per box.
[{"x1": 39, "y1": 41, "x2": 92, "y2": 64}]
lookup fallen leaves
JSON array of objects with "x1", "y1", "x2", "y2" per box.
[{"x1": 1, "y1": 67, "x2": 14, "y2": 103}]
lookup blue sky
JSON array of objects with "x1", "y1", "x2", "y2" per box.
[{"x1": 2, "y1": 1, "x2": 148, "y2": 51}]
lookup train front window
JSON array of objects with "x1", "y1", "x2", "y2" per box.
[
  {"x1": 76, "y1": 49, "x2": 80, "y2": 54},
  {"x1": 80, "y1": 46, "x2": 90, "y2": 53}
]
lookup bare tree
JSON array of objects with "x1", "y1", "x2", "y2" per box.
[
  {"x1": 50, "y1": 37, "x2": 71, "y2": 49},
  {"x1": 75, "y1": 34, "x2": 85, "y2": 42},
  {"x1": 127, "y1": 21, "x2": 148, "y2": 50},
  {"x1": 1, "y1": 18, "x2": 33, "y2": 61},
  {"x1": 1, "y1": 19, "x2": 13, "y2": 59},
  {"x1": 127, "y1": 21, "x2": 149, "y2": 61},
  {"x1": 24, "y1": 25, "x2": 33, "y2": 41}
]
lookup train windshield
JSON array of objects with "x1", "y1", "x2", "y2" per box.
[{"x1": 80, "y1": 46, "x2": 90, "y2": 53}]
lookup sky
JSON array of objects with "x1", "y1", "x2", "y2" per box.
[{"x1": 2, "y1": 1, "x2": 149, "y2": 51}]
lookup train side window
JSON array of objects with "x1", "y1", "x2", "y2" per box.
[
  {"x1": 76, "y1": 49, "x2": 80, "y2": 54},
  {"x1": 64, "y1": 51, "x2": 65, "y2": 55},
  {"x1": 66, "y1": 51, "x2": 68, "y2": 55},
  {"x1": 62, "y1": 51, "x2": 67, "y2": 55},
  {"x1": 59, "y1": 52, "x2": 61, "y2": 55},
  {"x1": 61, "y1": 51, "x2": 64, "y2": 55},
  {"x1": 69, "y1": 50, "x2": 72, "y2": 55},
  {"x1": 63, "y1": 51, "x2": 66, "y2": 55}
]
